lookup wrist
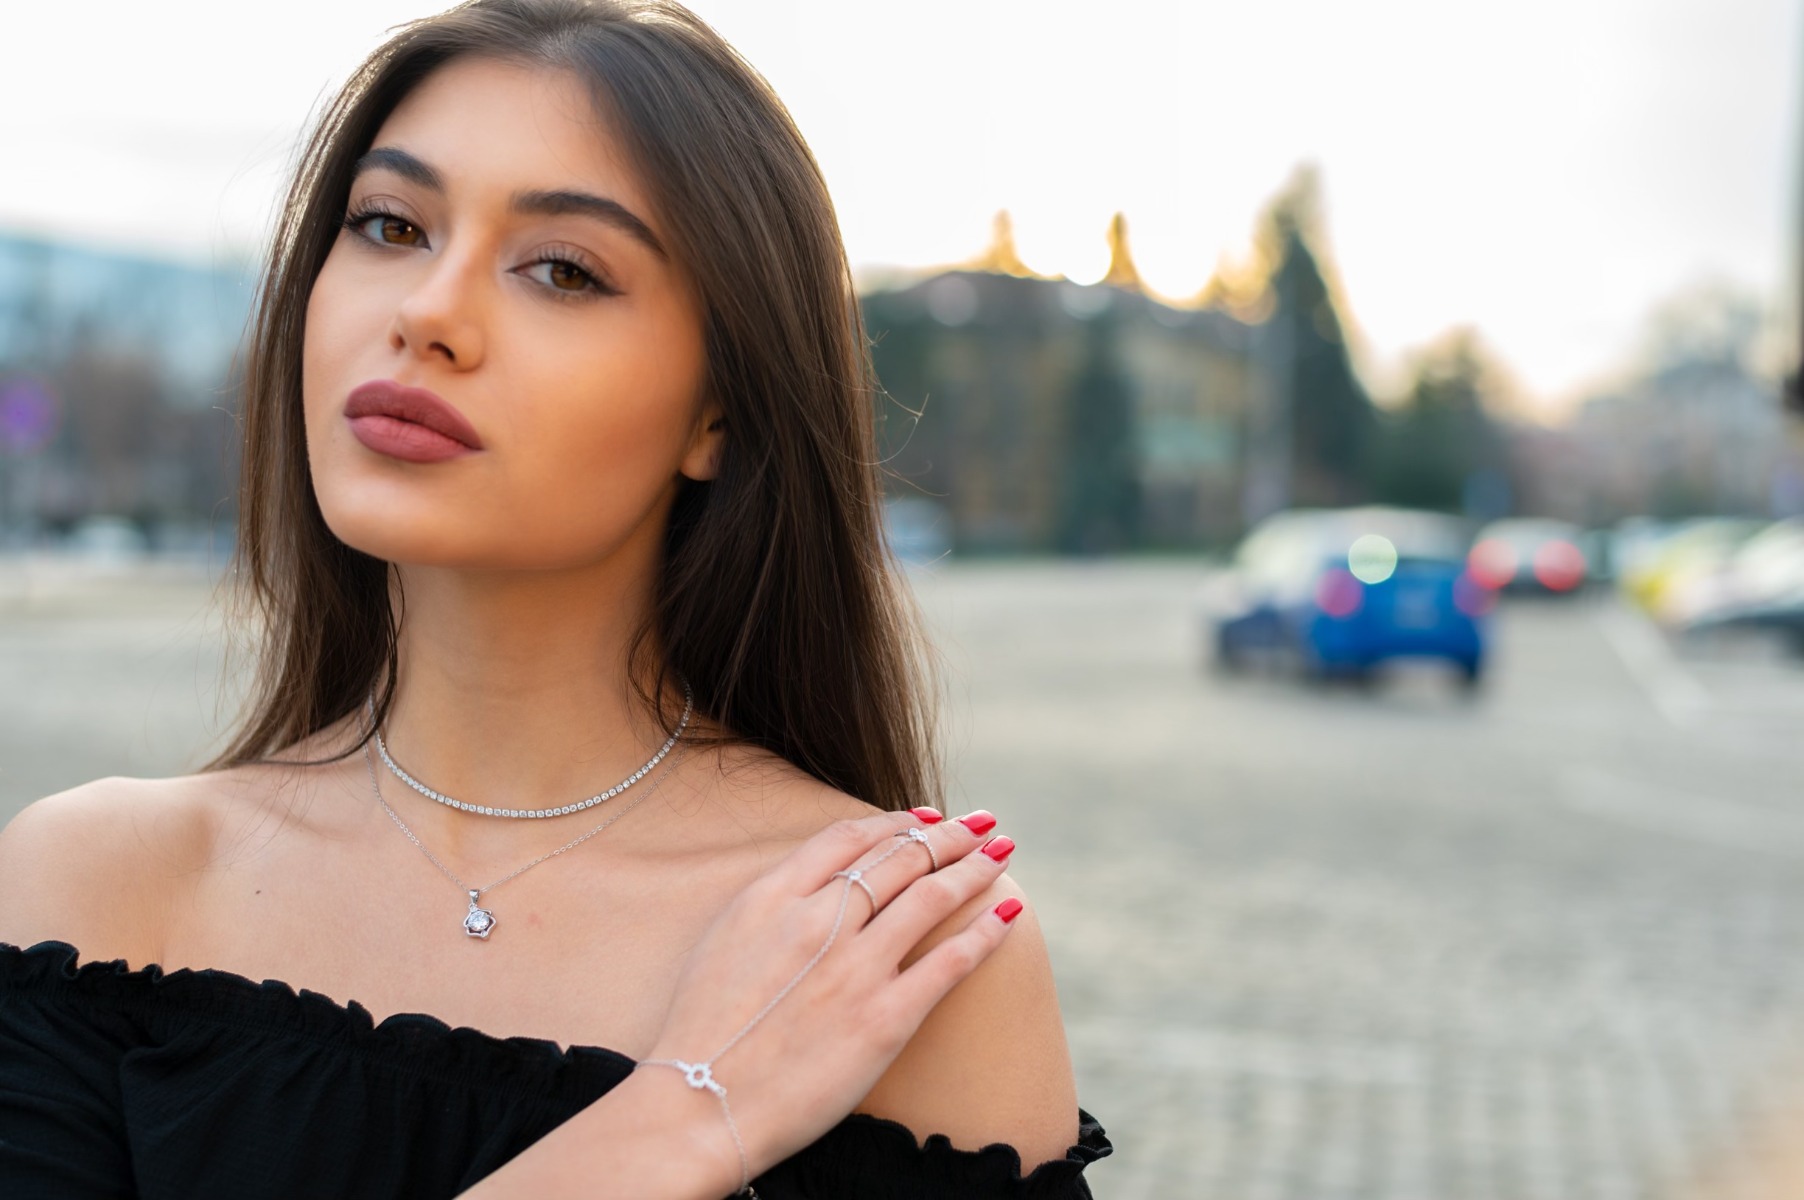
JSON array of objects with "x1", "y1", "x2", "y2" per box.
[
  {"x1": 454, "y1": 1067, "x2": 742, "y2": 1200},
  {"x1": 631, "y1": 1059, "x2": 752, "y2": 1197}
]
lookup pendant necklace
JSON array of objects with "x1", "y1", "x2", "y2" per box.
[{"x1": 363, "y1": 740, "x2": 686, "y2": 939}]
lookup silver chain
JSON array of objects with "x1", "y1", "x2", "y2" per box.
[
  {"x1": 639, "y1": 828, "x2": 925, "y2": 1197},
  {"x1": 362, "y1": 738, "x2": 686, "y2": 899},
  {"x1": 370, "y1": 682, "x2": 692, "y2": 819}
]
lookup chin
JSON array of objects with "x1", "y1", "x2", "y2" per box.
[
  {"x1": 322, "y1": 507, "x2": 486, "y2": 568},
  {"x1": 310, "y1": 468, "x2": 489, "y2": 567},
  {"x1": 315, "y1": 482, "x2": 652, "y2": 575}
]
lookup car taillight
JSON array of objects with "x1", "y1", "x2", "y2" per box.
[
  {"x1": 1467, "y1": 538, "x2": 1518, "y2": 589},
  {"x1": 1315, "y1": 567, "x2": 1365, "y2": 618},
  {"x1": 1533, "y1": 540, "x2": 1586, "y2": 591},
  {"x1": 1453, "y1": 572, "x2": 1497, "y2": 616}
]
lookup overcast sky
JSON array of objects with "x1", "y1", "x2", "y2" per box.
[{"x1": 0, "y1": 0, "x2": 1796, "y2": 409}]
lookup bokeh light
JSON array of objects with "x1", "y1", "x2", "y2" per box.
[
  {"x1": 1347, "y1": 534, "x2": 1399, "y2": 584},
  {"x1": 1314, "y1": 566, "x2": 1366, "y2": 618}
]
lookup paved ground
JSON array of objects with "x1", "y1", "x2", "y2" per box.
[
  {"x1": 6, "y1": 559, "x2": 1804, "y2": 1199},
  {"x1": 914, "y1": 563, "x2": 1804, "y2": 1200}
]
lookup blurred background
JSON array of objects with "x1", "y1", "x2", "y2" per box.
[{"x1": 3, "y1": 1, "x2": 1802, "y2": 1196}]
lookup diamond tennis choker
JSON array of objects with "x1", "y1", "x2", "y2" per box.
[{"x1": 369, "y1": 681, "x2": 693, "y2": 819}]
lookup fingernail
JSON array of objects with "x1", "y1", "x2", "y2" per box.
[
  {"x1": 994, "y1": 897, "x2": 1024, "y2": 924},
  {"x1": 957, "y1": 810, "x2": 997, "y2": 836},
  {"x1": 909, "y1": 807, "x2": 944, "y2": 824},
  {"x1": 981, "y1": 835, "x2": 1015, "y2": 863}
]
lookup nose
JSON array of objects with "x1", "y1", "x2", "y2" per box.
[{"x1": 388, "y1": 244, "x2": 488, "y2": 369}]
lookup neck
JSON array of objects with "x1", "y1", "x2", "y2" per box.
[{"x1": 368, "y1": 555, "x2": 684, "y2": 864}]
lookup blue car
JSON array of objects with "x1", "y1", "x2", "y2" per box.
[{"x1": 1206, "y1": 507, "x2": 1493, "y2": 687}]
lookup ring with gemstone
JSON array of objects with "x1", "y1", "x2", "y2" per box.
[
  {"x1": 833, "y1": 866, "x2": 881, "y2": 913},
  {"x1": 895, "y1": 826, "x2": 940, "y2": 872}
]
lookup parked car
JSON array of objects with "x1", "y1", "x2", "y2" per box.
[
  {"x1": 1668, "y1": 517, "x2": 1804, "y2": 653},
  {"x1": 1617, "y1": 517, "x2": 1767, "y2": 622},
  {"x1": 1467, "y1": 518, "x2": 1591, "y2": 596},
  {"x1": 1205, "y1": 507, "x2": 1492, "y2": 687}
]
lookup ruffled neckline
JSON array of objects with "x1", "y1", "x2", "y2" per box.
[
  {"x1": 2, "y1": 938, "x2": 636, "y2": 1098},
  {"x1": 1, "y1": 939, "x2": 1110, "y2": 1182}
]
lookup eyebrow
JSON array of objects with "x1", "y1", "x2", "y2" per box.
[
  {"x1": 511, "y1": 188, "x2": 666, "y2": 259},
  {"x1": 349, "y1": 146, "x2": 667, "y2": 259}
]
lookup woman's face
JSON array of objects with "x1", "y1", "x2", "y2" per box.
[{"x1": 303, "y1": 55, "x2": 716, "y2": 572}]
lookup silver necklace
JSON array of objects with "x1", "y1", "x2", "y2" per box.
[
  {"x1": 363, "y1": 739, "x2": 686, "y2": 939},
  {"x1": 370, "y1": 682, "x2": 693, "y2": 819}
]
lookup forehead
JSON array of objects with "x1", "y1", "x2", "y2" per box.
[{"x1": 368, "y1": 55, "x2": 658, "y2": 231}]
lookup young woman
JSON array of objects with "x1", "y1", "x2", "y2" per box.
[{"x1": 0, "y1": 1, "x2": 1110, "y2": 1196}]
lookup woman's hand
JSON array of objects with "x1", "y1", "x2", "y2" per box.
[
  {"x1": 454, "y1": 806, "x2": 1022, "y2": 1200},
  {"x1": 638, "y1": 806, "x2": 1021, "y2": 1193}
]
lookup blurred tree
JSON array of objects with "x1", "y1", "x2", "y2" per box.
[
  {"x1": 175, "y1": 362, "x2": 243, "y2": 528},
  {"x1": 1642, "y1": 282, "x2": 1764, "y2": 372},
  {"x1": 865, "y1": 315, "x2": 938, "y2": 484},
  {"x1": 1055, "y1": 312, "x2": 1140, "y2": 553},
  {"x1": 1248, "y1": 167, "x2": 1378, "y2": 509},
  {"x1": 46, "y1": 333, "x2": 239, "y2": 530},
  {"x1": 56, "y1": 339, "x2": 165, "y2": 518},
  {"x1": 1372, "y1": 329, "x2": 1511, "y2": 514}
]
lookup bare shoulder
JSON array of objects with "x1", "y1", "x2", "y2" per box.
[
  {"x1": 696, "y1": 745, "x2": 1080, "y2": 1168},
  {"x1": 0, "y1": 772, "x2": 231, "y2": 967},
  {"x1": 859, "y1": 872, "x2": 1080, "y2": 1172},
  {"x1": 686, "y1": 740, "x2": 887, "y2": 850}
]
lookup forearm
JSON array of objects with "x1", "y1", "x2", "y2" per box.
[{"x1": 456, "y1": 1068, "x2": 744, "y2": 1200}]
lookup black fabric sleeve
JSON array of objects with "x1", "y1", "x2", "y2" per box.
[
  {"x1": 0, "y1": 941, "x2": 1113, "y2": 1200},
  {"x1": 750, "y1": 1107, "x2": 1112, "y2": 1199},
  {"x1": 0, "y1": 979, "x2": 138, "y2": 1198}
]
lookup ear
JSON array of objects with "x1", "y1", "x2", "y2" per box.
[{"x1": 678, "y1": 400, "x2": 726, "y2": 482}]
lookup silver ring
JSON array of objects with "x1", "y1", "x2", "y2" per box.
[
  {"x1": 897, "y1": 826, "x2": 940, "y2": 872},
  {"x1": 833, "y1": 867, "x2": 880, "y2": 913}
]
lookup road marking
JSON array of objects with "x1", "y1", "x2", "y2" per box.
[
  {"x1": 1558, "y1": 764, "x2": 1804, "y2": 856},
  {"x1": 1592, "y1": 603, "x2": 1713, "y2": 729}
]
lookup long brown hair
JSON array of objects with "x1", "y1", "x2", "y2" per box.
[{"x1": 206, "y1": 0, "x2": 940, "y2": 813}]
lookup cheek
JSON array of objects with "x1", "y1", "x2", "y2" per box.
[
  {"x1": 301, "y1": 257, "x2": 368, "y2": 418},
  {"x1": 300, "y1": 275, "x2": 343, "y2": 480},
  {"x1": 499, "y1": 311, "x2": 705, "y2": 532}
]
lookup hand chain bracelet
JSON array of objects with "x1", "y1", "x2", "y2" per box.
[{"x1": 637, "y1": 827, "x2": 934, "y2": 1198}]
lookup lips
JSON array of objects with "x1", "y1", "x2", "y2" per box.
[{"x1": 344, "y1": 380, "x2": 483, "y2": 463}]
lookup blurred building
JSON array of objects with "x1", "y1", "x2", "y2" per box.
[
  {"x1": 0, "y1": 231, "x2": 251, "y2": 539},
  {"x1": 1557, "y1": 350, "x2": 1804, "y2": 524},
  {"x1": 863, "y1": 214, "x2": 1268, "y2": 553}
]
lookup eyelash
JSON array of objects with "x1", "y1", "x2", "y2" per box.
[{"x1": 339, "y1": 205, "x2": 620, "y2": 301}]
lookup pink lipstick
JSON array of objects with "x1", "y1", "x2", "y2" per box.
[{"x1": 344, "y1": 380, "x2": 483, "y2": 463}]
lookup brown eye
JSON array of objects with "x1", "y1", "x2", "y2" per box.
[
  {"x1": 519, "y1": 255, "x2": 610, "y2": 299},
  {"x1": 343, "y1": 209, "x2": 426, "y2": 249},
  {"x1": 547, "y1": 261, "x2": 588, "y2": 291},
  {"x1": 378, "y1": 216, "x2": 421, "y2": 245}
]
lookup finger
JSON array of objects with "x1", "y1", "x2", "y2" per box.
[
  {"x1": 776, "y1": 808, "x2": 940, "y2": 893},
  {"x1": 830, "y1": 810, "x2": 999, "y2": 914},
  {"x1": 856, "y1": 827, "x2": 1014, "y2": 961},
  {"x1": 883, "y1": 893, "x2": 1024, "y2": 1018}
]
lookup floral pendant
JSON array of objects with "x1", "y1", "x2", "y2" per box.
[{"x1": 464, "y1": 890, "x2": 497, "y2": 939}]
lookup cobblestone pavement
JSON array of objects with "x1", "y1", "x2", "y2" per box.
[
  {"x1": 7, "y1": 561, "x2": 1804, "y2": 1199},
  {"x1": 909, "y1": 563, "x2": 1804, "y2": 1200}
]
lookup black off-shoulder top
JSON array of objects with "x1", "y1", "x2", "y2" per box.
[{"x1": 0, "y1": 940, "x2": 1109, "y2": 1199}]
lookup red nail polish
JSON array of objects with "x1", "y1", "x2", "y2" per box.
[
  {"x1": 957, "y1": 810, "x2": 997, "y2": 836},
  {"x1": 981, "y1": 835, "x2": 1015, "y2": 863},
  {"x1": 995, "y1": 897, "x2": 1024, "y2": 924},
  {"x1": 909, "y1": 807, "x2": 944, "y2": 824}
]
